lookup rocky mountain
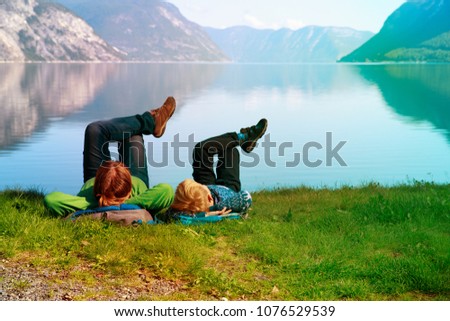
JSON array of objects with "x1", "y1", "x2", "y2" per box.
[
  {"x1": 205, "y1": 26, "x2": 374, "y2": 63},
  {"x1": 340, "y1": 0, "x2": 450, "y2": 62},
  {"x1": 0, "y1": 0, "x2": 123, "y2": 61},
  {"x1": 51, "y1": 0, "x2": 229, "y2": 62}
]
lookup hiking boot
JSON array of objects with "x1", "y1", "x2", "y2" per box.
[
  {"x1": 239, "y1": 118, "x2": 268, "y2": 153},
  {"x1": 150, "y1": 96, "x2": 176, "y2": 138}
]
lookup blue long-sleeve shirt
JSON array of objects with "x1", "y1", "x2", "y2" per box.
[
  {"x1": 207, "y1": 185, "x2": 252, "y2": 213},
  {"x1": 166, "y1": 185, "x2": 252, "y2": 221}
]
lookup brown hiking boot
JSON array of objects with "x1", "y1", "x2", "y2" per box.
[{"x1": 150, "y1": 96, "x2": 176, "y2": 138}]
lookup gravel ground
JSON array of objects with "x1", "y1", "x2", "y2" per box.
[{"x1": 0, "y1": 259, "x2": 183, "y2": 301}]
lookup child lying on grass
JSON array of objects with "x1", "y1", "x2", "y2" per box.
[
  {"x1": 44, "y1": 97, "x2": 176, "y2": 217},
  {"x1": 168, "y1": 119, "x2": 268, "y2": 219},
  {"x1": 44, "y1": 93, "x2": 267, "y2": 223}
]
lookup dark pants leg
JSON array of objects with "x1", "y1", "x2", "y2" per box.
[
  {"x1": 83, "y1": 112, "x2": 154, "y2": 185},
  {"x1": 192, "y1": 132, "x2": 241, "y2": 192},
  {"x1": 120, "y1": 134, "x2": 149, "y2": 187}
]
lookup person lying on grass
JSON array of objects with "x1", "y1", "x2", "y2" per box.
[
  {"x1": 168, "y1": 118, "x2": 268, "y2": 219},
  {"x1": 44, "y1": 94, "x2": 268, "y2": 221},
  {"x1": 44, "y1": 97, "x2": 177, "y2": 217}
]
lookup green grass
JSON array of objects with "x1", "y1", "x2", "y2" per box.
[{"x1": 1, "y1": 182, "x2": 449, "y2": 300}]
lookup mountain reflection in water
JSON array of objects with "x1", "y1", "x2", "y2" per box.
[{"x1": 0, "y1": 63, "x2": 448, "y2": 193}]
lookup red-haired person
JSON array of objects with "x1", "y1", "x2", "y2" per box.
[{"x1": 44, "y1": 97, "x2": 176, "y2": 217}]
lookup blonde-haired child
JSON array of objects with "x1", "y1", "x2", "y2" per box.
[{"x1": 170, "y1": 119, "x2": 268, "y2": 218}]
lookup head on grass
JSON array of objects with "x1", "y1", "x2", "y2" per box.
[
  {"x1": 94, "y1": 161, "x2": 132, "y2": 207},
  {"x1": 172, "y1": 179, "x2": 213, "y2": 213}
]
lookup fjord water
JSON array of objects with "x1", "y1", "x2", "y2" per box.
[{"x1": 0, "y1": 63, "x2": 449, "y2": 194}]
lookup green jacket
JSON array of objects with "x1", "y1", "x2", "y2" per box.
[{"x1": 44, "y1": 176, "x2": 174, "y2": 217}]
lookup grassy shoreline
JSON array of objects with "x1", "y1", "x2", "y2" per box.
[{"x1": 1, "y1": 182, "x2": 449, "y2": 300}]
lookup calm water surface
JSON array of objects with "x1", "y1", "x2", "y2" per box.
[{"x1": 0, "y1": 63, "x2": 449, "y2": 194}]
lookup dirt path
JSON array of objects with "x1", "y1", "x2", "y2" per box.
[{"x1": 1, "y1": 259, "x2": 184, "y2": 301}]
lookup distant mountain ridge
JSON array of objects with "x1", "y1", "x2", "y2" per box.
[
  {"x1": 52, "y1": 0, "x2": 229, "y2": 62},
  {"x1": 1, "y1": 0, "x2": 387, "y2": 63},
  {"x1": 341, "y1": 0, "x2": 450, "y2": 62},
  {"x1": 0, "y1": 0, "x2": 123, "y2": 62},
  {"x1": 206, "y1": 26, "x2": 374, "y2": 63}
]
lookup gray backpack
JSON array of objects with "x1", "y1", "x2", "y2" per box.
[{"x1": 66, "y1": 204, "x2": 154, "y2": 226}]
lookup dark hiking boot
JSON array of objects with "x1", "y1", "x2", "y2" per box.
[
  {"x1": 239, "y1": 118, "x2": 268, "y2": 153},
  {"x1": 151, "y1": 96, "x2": 176, "y2": 138}
]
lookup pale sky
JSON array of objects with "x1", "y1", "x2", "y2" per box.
[{"x1": 167, "y1": 0, "x2": 406, "y2": 32}]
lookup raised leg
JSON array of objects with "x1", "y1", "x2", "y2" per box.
[
  {"x1": 192, "y1": 132, "x2": 241, "y2": 192},
  {"x1": 120, "y1": 134, "x2": 149, "y2": 187},
  {"x1": 83, "y1": 113, "x2": 155, "y2": 182}
]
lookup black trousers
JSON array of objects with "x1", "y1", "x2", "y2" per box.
[
  {"x1": 83, "y1": 112, "x2": 155, "y2": 186},
  {"x1": 192, "y1": 132, "x2": 241, "y2": 192}
]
